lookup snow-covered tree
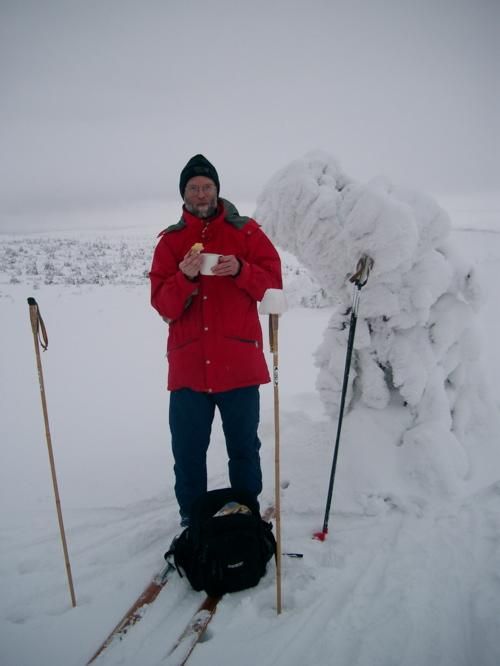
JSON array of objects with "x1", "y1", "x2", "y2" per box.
[{"x1": 256, "y1": 151, "x2": 488, "y2": 480}]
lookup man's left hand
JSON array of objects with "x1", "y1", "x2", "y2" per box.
[{"x1": 211, "y1": 255, "x2": 241, "y2": 277}]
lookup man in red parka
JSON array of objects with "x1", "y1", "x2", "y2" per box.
[{"x1": 150, "y1": 154, "x2": 282, "y2": 526}]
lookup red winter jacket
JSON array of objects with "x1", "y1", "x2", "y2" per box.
[{"x1": 150, "y1": 199, "x2": 282, "y2": 393}]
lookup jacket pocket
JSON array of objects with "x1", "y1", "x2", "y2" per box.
[
  {"x1": 167, "y1": 337, "x2": 198, "y2": 355},
  {"x1": 224, "y1": 336, "x2": 259, "y2": 349}
]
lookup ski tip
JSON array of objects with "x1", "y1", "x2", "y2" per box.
[{"x1": 312, "y1": 530, "x2": 328, "y2": 542}]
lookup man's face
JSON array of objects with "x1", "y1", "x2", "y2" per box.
[{"x1": 183, "y1": 176, "x2": 218, "y2": 218}]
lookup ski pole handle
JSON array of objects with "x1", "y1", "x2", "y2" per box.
[
  {"x1": 28, "y1": 297, "x2": 49, "y2": 351},
  {"x1": 349, "y1": 255, "x2": 374, "y2": 289},
  {"x1": 268, "y1": 314, "x2": 279, "y2": 354}
]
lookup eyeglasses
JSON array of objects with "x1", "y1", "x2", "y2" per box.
[{"x1": 185, "y1": 183, "x2": 216, "y2": 195}]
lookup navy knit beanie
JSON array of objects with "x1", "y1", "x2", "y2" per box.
[{"x1": 179, "y1": 154, "x2": 220, "y2": 198}]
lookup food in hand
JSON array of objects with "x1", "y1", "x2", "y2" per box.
[{"x1": 191, "y1": 242, "x2": 204, "y2": 254}]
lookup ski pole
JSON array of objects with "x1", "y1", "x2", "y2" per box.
[
  {"x1": 259, "y1": 289, "x2": 287, "y2": 614},
  {"x1": 313, "y1": 256, "x2": 373, "y2": 542},
  {"x1": 27, "y1": 297, "x2": 77, "y2": 607},
  {"x1": 269, "y1": 312, "x2": 282, "y2": 614}
]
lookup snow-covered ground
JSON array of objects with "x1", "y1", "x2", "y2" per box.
[{"x1": 1, "y1": 194, "x2": 499, "y2": 666}]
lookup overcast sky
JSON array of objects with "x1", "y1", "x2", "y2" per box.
[{"x1": 1, "y1": 0, "x2": 498, "y2": 218}]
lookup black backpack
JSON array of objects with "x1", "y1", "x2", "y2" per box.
[{"x1": 165, "y1": 488, "x2": 276, "y2": 597}]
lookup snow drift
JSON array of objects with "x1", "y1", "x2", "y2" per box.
[{"x1": 1, "y1": 197, "x2": 500, "y2": 665}]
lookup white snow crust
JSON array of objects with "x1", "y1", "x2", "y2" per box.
[{"x1": 0, "y1": 188, "x2": 499, "y2": 666}]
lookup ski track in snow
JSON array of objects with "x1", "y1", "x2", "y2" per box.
[
  {"x1": 1, "y1": 222, "x2": 500, "y2": 666},
  {"x1": 183, "y1": 492, "x2": 500, "y2": 666}
]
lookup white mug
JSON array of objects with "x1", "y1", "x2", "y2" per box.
[{"x1": 200, "y1": 253, "x2": 221, "y2": 276}]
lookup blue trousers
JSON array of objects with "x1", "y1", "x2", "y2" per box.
[{"x1": 169, "y1": 386, "x2": 262, "y2": 521}]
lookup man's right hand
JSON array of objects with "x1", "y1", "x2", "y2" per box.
[{"x1": 179, "y1": 249, "x2": 203, "y2": 279}]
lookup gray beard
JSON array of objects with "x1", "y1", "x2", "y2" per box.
[{"x1": 184, "y1": 199, "x2": 218, "y2": 219}]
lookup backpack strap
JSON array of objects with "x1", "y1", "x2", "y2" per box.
[{"x1": 164, "y1": 534, "x2": 185, "y2": 578}]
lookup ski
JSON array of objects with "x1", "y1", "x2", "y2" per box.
[
  {"x1": 164, "y1": 505, "x2": 276, "y2": 665},
  {"x1": 86, "y1": 561, "x2": 175, "y2": 664},
  {"x1": 165, "y1": 594, "x2": 221, "y2": 665}
]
